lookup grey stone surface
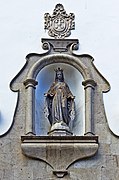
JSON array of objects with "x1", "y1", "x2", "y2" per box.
[
  {"x1": 0, "y1": 37, "x2": 118, "y2": 179},
  {"x1": 21, "y1": 136, "x2": 98, "y2": 173}
]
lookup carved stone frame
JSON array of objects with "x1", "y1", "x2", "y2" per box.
[
  {"x1": 10, "y1": 38, "x2": 110, "y2": 178},
  {"x1": 23, "y1": 53, "x2": 96, "y2": 136}
]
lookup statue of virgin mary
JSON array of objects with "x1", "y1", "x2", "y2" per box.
[{"x1": 44, "y1": 67, "x2": 75, "y2": 128}]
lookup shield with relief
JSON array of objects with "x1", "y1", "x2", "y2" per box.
[{"x1": 44, "y1": 4, "x2": 75, "y2": 39}]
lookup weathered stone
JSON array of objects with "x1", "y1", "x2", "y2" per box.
[
  {"x1": 21, "y1": 136, "x2": 98, "y2": 172},
  {"x1": 0, "y1": 3, "x2": 119, "y2": 180}
]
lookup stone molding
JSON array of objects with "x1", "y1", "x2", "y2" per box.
[
  {"x1": 23, "y1": 79, "x2": 38, "y2": 89},
  {"x1": 82, "y1": 79, "x2": 97, "y2": 135},
  {"x1": 42, "y1": 38, "x2": 79, "y2": 53},
  {"x1": 10, "y1": 38, "x2": 110, "y2": 178},
  {"x1": 21, "y1": 136, "x2": 98, "y2": 177}
]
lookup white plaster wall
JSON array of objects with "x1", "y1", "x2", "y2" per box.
[{"x1": 0, "y1": 0, "x2": 119, "y2": 135}]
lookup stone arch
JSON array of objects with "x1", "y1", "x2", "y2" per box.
[
  {"x1": 23, "y1": 54, "x2": 96, "y2": 136},
  {"x1": 26, "y1": 54, "x2": 90, "y2": 80}
]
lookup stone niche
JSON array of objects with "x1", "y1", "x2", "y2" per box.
[
  {"x1": 35, "y1": 63, "x2": 84, "y2": 136},
  {"x1": 10, "y1": 4, "x2": 110, "y2": 178},
  {"x1": 10, "y1": 38, "x2": 106, "y2": 178}
]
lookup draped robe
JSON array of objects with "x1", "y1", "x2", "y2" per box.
[{"x1": 45, "y1": 81, "x2": 75, "y2": 126}]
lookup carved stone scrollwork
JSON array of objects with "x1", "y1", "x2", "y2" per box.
[
  {"x1": 42, "y1": 41, "x2": 51, "y2": 51},
  {"x1": 44, "y1": 4, "x2": 75, "y2": 39},
  {"x1": 41, "y1": 38, "x2": 79, "y2": 53}
]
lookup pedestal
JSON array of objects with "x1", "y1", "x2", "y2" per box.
[{"x1": 48, "y1": 121, "x2": 73, "y2": 136}]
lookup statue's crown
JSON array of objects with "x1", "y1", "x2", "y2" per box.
[{"x1": 55, "y1": 67, "x2": 63, "y2": 73}]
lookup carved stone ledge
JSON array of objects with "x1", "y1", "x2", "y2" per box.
[
  {"x1": 21, "y1": 136, "x2": 98, "y2": 178},
  {"x1": 41, "y1": 38, "x2": 79, "y2": 53}
]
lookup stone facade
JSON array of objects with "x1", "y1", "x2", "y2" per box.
[
  {"x1": 0, "y1": 4, "x2": 119, "y2": 180},
  {"x1": 1, "y1": 122, "x2": 119, "y2": 179},
  {"x1": 0, "y1": 38, "x2": 119, "y2": 180}
]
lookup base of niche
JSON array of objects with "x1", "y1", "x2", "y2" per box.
[{"x1": 21, "y1": 135, "x2": 98, "y2": 178}]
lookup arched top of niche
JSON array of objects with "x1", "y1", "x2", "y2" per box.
[
  {"x1": 10, "y1": 53, "x2": 110, "y2": 93},
  {"x1": 26, "y1": 54, "x2": 90, "y2": 80}
]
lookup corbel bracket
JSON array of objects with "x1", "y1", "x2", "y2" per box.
[{"x1": 21, "y1": 135, "x2": 98, "y2": 178}]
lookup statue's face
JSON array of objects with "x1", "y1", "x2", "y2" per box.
[{"x1": 57, "y1": 71, "x2": 63, "y2": 81}]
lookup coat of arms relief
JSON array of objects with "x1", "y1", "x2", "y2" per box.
[{"x1": 44, "y1": 4, "x2": 75, "y2": 39}]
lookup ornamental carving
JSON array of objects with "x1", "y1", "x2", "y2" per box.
[
  {"x1": 44, "y1": 4, "x2": 75, "y2": 39},
  {"x1": 9, "y1": 3, "x2": 112, "y2": 179}
]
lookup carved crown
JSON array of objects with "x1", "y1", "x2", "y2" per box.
[{"x1": 55, "y1": 67, "x2": 63, "y2": 73}]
